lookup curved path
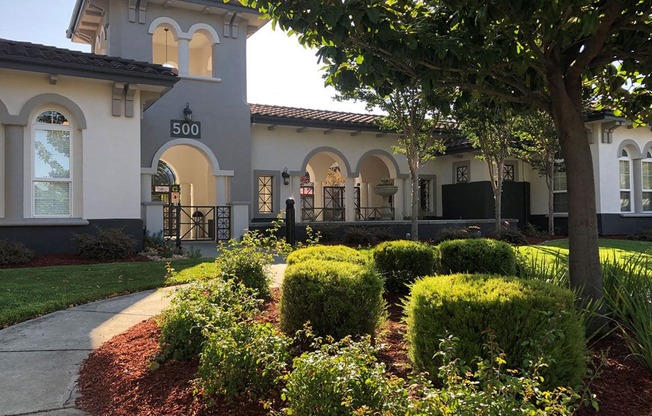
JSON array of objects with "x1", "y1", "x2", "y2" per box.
[{"x1": 0, "y1": 263, "x2": 286, "y2": 416}]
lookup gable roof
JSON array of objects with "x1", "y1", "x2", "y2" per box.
[{"x1": 0, "y1": 39, "x2": 178, "y2": 86}]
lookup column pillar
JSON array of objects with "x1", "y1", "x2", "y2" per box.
[
  {"x1": 215, "y1": 176, "x2": 228, "y2": 206},
  {"x1": 177, "y1": 38, "x2": 190, "y2": 76},
  {"x1": 314, "y1": 181, "x2": 323, "y2": 221},
  {"x1": 633, "y1": 158, "x2": 643, "y2": 213},
  {"x1": 345, "y1": 176, "x2": 355, "y2": 222},
  {"x1": 141, "y1": 173, "x2": 152, "y2": 203},
  {"x1": 394, "y1": 178, "x2": 404, "y2": 220}
]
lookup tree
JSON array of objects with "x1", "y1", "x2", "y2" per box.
[
  {"x1": 243, "y1": 0, "x2": 651, "y2": 303},
  {"x1": 514, "y1": 111, "x2": 561, "y2": 236},
  {"x1": 339, "y1": 83, "x2": 448, "y2": 240},
  {"x1": 457, "y1": 104, "x2": 516, "y2": 237}
]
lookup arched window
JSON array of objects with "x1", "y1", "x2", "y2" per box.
[
  {"x1": 619, "y1": 149, "x2": 632, "y2": 212},
  {"x1": 152, "y1": 25, "x2": 179, "y2": 70},
  {"x1": 32, "y1": 110, "x2": 72, "y2": 217},
  {"x1": 152, "y1": 160, "x2": 176, "y2": 203},
  {"x1": 189, "y1": 30, "x2": 213, "y2": 77},
  {"x1": 642, "y1": 151, "x2": 652, "y2": 212}
]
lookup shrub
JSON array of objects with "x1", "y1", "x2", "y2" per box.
[
  {"x1": 157, "y1": 279, "x2": 261, "y2": 362},
  {"x1": 286, "y1": 244, "x2": 367, "y2": 266},
  {"x1": 406, "y1": 274, "x2": 586, "y2": 388},
  {"x1": 498, "y1": 227, "x2": 528, "y2": 246},
  {"x1": 439, "y1": 238, "x2": 516, "y2": 275},
  {"x1": 74, "y1": 227, "x2": 136, "y2": 260},
  {"x1": 282, "y1": 336, "x2": 402, "y2": 414},
  {"x1": 343, "y1": 226, "x2": 395, "y2": 246},
  {"x1": 215, "y1": 235, "x2": 276, "y2": 299},
  {"x1": 431, "y1": 227, "x2": 475, "y2": 244},
  {"x1": 0, "y1": 239, "x2": 35, "y2": 266},
  {"x1": 373, "y1": 240, "x2": 437, "y2": 293},
  {"x1": 280, "y1": 260, "x2": 385, "y2": 339},
  {"x1": 199, "y1": 321, "x2": 291, "y2": 399}
]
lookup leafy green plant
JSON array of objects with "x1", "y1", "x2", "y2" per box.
[
  {"x1": 342, "y1": 226, "x2": 395, "y2": 246},
  {"x1": 430, "y1": 227, "x2": 475, "y2": 244},
  {"x1": 497, "y1": 226, "x2": 528, "y2": 246},
  {"x1": 373, "y1": 240, "x2": 437, "y2": 293},
  {"x1": 280, "y1": 260, "x2": 385, "y2": 339},
  {"x1": 157, "y1": 278, "x2": 261, "y2": 362},
  {"x1": 0, "y1": 239, "x2": 35, "y2": 266},
  {"x1": 439, "y1": 238, "x2": 516, "y2": 275},
  {"x1": 199, "y1": 321, "x2": 291, "y2": 400},
  {"x1": 74, "y1": 227, "x2": 136, "y2": 260},
  {"x1": 406, "y1": 274, "x2": 586, "y2": 388},
  {"x1": 286, "y1": 244, "x2": 367, "y2": 266}
]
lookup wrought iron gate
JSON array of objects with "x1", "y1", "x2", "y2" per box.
[
  {"x1": 323, "y1": 186, "x2": 345, "y2": 221},
  {"x1": 163, "y1": 205, "x2": 231, "y2": 242}
]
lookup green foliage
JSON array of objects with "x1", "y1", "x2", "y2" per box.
[
  {"x1": 0, "y1": 239, "x2": 35, "y2": 266},
  {"x1": 199, "y1": 321, "x2": 291, "y2": 399},
  {"x1": 439, "y1": 238, "x2": 516, "y2": 275},
  {"x1": 280, "y1": 260, "x2": 385, "y2": 339},
  {"x1": 406, "y1": 274, "x2": 586, "y2": 388},
  {"x1": 157, "y1": 278, "x2": 261, "y2": 362},
  {"x1": 497, "y1": 227, "x2": 528, "y2": 246},
  {"x1": 282, "y1": 336, "x2": 403, "y2": 415},
  {"x1": 286, "y1": 244, "x2": 367, "y2": 266},
  {"x1": 74, "y1": 227, "x2": 136, "y2": 260},
  {"x1": 602, "y1": 255, "x2": 652, "y2": 369},
  {"x1": 373, "y1": 240, "x2": 437, "y2": 293},
  {"x1": 431, "y1": 227, "x2": 478, "y2": 244},
  {"x1": 342, "y1": 226, "x2": 395, "y2": 247}
]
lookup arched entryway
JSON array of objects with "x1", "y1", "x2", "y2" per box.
[{"x1": 300, "y1": 148, "x2": 352, "y2": 221}]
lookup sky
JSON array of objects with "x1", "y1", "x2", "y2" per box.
[{"x1": 0, "y1": 0, "x2": 374, "y2": 114}]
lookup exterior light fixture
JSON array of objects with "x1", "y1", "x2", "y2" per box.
[
  {"x1": 183, "y1": 102, "x2": 192, "y2": 122},
  {"x1": 282, "y1": 167, "x2": 290, "y2": 185}
]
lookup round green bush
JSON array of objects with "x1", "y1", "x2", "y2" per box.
[
  {"x1": 406, "y1": 274, "x2": 586, "y2": 388},
  {"x1": 286, "y1": 244, "x2": 367, "y2": 265},
  {"x1": 280, "y1": 260, "x2": 385, "y2": 339},
  {"x1": 438, "y1": 238, "x2": 516, "y2": 275},
  {"x1": 374, "y1": 240, "x2": 438, "y2": 293}
]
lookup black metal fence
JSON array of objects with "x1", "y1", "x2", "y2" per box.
[{"x1": 163, "y1": 204, "x2": 231, "y2": 242}]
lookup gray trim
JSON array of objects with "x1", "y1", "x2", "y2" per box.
[
  {"x1": 301, "y1": 147, "x2": 353, "y2": 177},
  {"x1": 352, "y1": 149, "x2": 402, "y2": 178},
  {"x1": 617, "y1": 139, "x2": 643, "y2": 159},
  {"x1": 0, "y1": 98, "x2": 10, "y2": 124},
  {"x1": 18, "y1": 94, "x2": 88, "y2": 129},
  {"x1": 0, "y1": 218, "x2": 89, "y2": 226},
  {"x1": 253, "y1": 170, "x2": 281, "y2": 219}
]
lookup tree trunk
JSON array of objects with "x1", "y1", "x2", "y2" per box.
[
  {"x1": 548, "y1": 80, "x2": 602, "y2": 303},
  {"x1": 495, "y1": 179, "x2": 502, "y2": 236},
  {"x1": 547, "y1": 162, "x2": 555, "y2": 236},
  {"x1": 410, "y1": 166, "x2": 419, "y2": 241}
]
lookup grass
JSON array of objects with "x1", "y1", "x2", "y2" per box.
[{"x1": 0, "y1": 258, "x2": 217, "y2": 328}]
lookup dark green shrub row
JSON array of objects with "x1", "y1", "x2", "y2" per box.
[
  {"x1": 0, "y1": 239, "x2": 35, "y2": 266},
  {"x1": 439, "y1": 238, "x2": 516, "y2": 275},
  {"x1": 157, "y1": 279, "x2": 261, "y2": 361},
  {"x1": 286, "y1": 244, "x2": 367, "y2": 266},
  {"x1": 75, "y1": 227, "x2": 136, "y2": 260},
  {"x1": 374, "y1": 240, "x2": 438, "y2": 293},
  {"x1": 199, "y1": 321, "x2": 291, "y2": 399},
  {"x1": 406, "y1": 274, "x2": 586, "y2": 388},
  {"x1": 280, "y1": 260, "x2": 385, "y2": 340}
]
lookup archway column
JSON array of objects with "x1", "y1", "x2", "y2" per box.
[
  {"x1": 215, "y1": 175, "x2": 228, "y2": 206},
  {"x1": 633, "y1": 158, "x2": 643, "y2": 213},
  {"x1": 394, "y1": 178, "x2": 405, "y2": 220},
  {"x1": 314, "y1": 181, "x2": 323, "y2": 220},
  {"x1": 345, "y1": 176, "x2": 355, "y2": 222},
  {"x1": 177, "y1": 38, "x2": 190, "y2": 76}
]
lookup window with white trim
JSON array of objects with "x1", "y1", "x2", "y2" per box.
[
  {"x1": 619, "y1": 149, "x2": 632, "y2": 212},
  {"x1": 642, "y1": 151, "x2": 652, "y2": 212},
  {"x1": 32, "y1": 111, "x2": 72, "y2": 217},
  {"x1": 553, "y1": 163, "x2": 568, "y2": 213}
]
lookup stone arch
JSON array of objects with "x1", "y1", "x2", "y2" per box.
[
  {"x1": 145, "y1": 139, "x2": 232, "y2": 177},
  {"x1": 148, "y1": 17, "x2": 186, "y2": 39},
  {"x1": 187, "y1": 23, "x2": 220, "y2": 44},
  {"x1": 641, "y1": 142, "x2": 652, "y2": 158},
  {"x1": 353, "y1": 149, "x2": 403, "y2": 178},
  {"x1": 18, "y1": 94, "x2": 87, "y2": 129},
  {"x1": 617, "y1": 139, "x2": 642, "y2": 159},
  {"x1": 300, "y1": 146, "x2": 352, "y2": 177}
]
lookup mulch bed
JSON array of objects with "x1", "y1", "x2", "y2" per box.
[{"x1": 76, "y1": 289, "x2": 652, "y2": 416}]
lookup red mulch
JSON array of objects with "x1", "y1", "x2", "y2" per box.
[
  {"x1": 1, "y1": 253, "x2": 151, "y2": 269},
  {"x1": 75, "y1": 288, "x2": 652, "y2": 416}
]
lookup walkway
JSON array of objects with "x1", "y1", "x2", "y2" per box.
[{"x1": 0, "y1": 260, "x2": 286, "y2": 416}]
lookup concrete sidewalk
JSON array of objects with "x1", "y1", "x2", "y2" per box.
[{"x1": 0, "y1": 263, "x2": 286, "y2": 416}]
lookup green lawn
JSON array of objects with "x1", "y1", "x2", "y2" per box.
[{"x1": 0, "y1": 258, "x2": 218, "y2": 328}]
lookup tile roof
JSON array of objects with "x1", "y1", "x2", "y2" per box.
[
  {"x1": 0, "y1": 39, "x2": 178, "y2": 85},
  {"x1": 249, "y1": 103, "x2": 382, "y2": 131}
]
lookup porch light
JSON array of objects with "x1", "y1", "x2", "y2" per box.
[
  {"x1": 183, "y1": 103, "x2": 192, "y2": 122},
  {"x1": 282, "y1": 167, "x2": 290, "y2": 185}
]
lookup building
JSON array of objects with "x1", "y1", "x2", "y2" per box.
[{"x1": 0, "y1": 0, "x2": 650, "y2": 253}]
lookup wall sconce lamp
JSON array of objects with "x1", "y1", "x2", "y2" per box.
[
  {"x1": 282, "y1": 167, "x2": 290, "y2": 185},
  {"x1": 183, "y1": 102, "x2": 192, "y2": 123}
]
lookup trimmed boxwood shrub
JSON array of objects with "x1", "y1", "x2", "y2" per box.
[
  {"x1": 406, "y1": 274, "x2": 586, "y2": 388},
  {"x1": 374, "y1": 240, "x2": 438, "y2": 293},
  {"x1": 0, "y1": 239, "x2": 35, "y2": 266},
  {"x1": 74, "y1": 227, "x2": 136, "y2": 260},
  {"x1": 286, "y1": 244, "x2": 367, "y2": 266},
  {"x1": 439, "y1": 238, "x2": 516, "y2": 275},
  {"x1": 280, "y1": 260, "x2": 385, "y2": 339}
]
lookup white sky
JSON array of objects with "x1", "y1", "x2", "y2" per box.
[{"x1": 0, "y1": 0, "x2": 374, "y2": 114}]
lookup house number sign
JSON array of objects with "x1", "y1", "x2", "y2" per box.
[{"x1": 170, "y1": 120, "x2": 201, "y2": 139}]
